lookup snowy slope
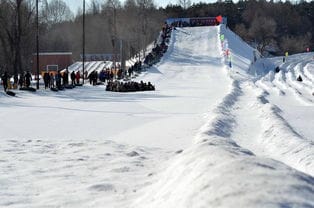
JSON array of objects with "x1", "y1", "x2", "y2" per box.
[
  {"x1": 0, "y1": 25, "x2": 313, "y2": 207},
  {"x1": 130, "y1": 26, "x2": 314, "y2": 208}
]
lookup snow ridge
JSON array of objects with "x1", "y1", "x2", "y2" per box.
[
  {"x1": 197, "y1": 79, "x2": 241, "y2": 141},
  {"x1": 244, "y1": 83, "x2": 314, "y2": 176}
]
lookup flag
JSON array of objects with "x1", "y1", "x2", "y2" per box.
[{"x1": 216, "y1": 15, "x2": 223, "y2": 23}]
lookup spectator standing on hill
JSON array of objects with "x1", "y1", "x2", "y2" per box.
[
  {"x1": 43, "y1": 72, "x2": 50, "y2": 89},
  {"x1": 76, "y1": 71, "x2": 80, "y2": 84},
  {"x1": 50, "y1": 73, "x2": 55, "y2": 88},
  {"x1": 19, "y1": 72, "x2": 24, "y2": 88},
  {"x1": 1, "y1": 71, "x2": 9, "y2": 92},
  {"x1": 93, "y1": 71, "x2": 98, "y2": 85},
  {"x1": 13, "y1": 74, "x2": 18, "y2": 89},
  {"x1": 63, "y1": 69, "x2": 69, "y2": 85},
  {"x1": 56, "y1": 71, "x2": 62, "y2": 88},
  {"x1": 89, "y1": 71, "x2": 93, "y2": 85},
  {"x1": 71, "y1": 71, "x2": 76, "y2": 85},
  {"x1": 25, "y1": 71, "x2": 32, "y2": 87}
]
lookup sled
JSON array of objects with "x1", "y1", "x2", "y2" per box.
[
  {"x1": 6, "y1": 91, "x2": 16, "y2": 96},
  {"x1": 58, "y1": 86, "x2": 65, "y2": 91},
  {"x1": 20, "y1": 87, "x2": 36, "y2": 92},
  {"x1": 64, "y1": 84, "x2": 74, "y2": 89},
  {"x1": 50, "y1": 87, "x2": 58, "y2": 92}
]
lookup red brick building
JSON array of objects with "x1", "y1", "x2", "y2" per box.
[{"x1": 32, "y1": 52, "x2": 73, "y2": 75}]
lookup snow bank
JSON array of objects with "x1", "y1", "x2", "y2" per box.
[{"x1": 132, "y1": 139, "x2": 314, "y2": 208}]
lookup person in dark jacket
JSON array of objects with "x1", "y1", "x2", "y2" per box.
[
  {"x1": 70, "y1": 71, "x2": 76, "y2": 85},
  {"x1": 13, "y1": 74, "x2": 18, "y2": 89},
  {"x1": 1, "y1": 71, "x2": 9, "y2": 92},
  {"x1": 56, "y1": 71, "x2": 62, "y2": 89},
  {"x1": 25, "y1": 71, "x2": 32, "y2": 88},
  {"x1": 43, "y1": 72, "x2": 50, "y2": 89},
  {"x1": 63, "y1": 70, "x2": 69, "y2": 85},
  {"x1": 93, "y1": 71, "x2": 98, "y2": 85},
  {"x1": 19, "y1": 72, "x2": 25, "y2": 88},
  {"x1": 50, "y1": 73, "x2": 55, "y2": 88}
]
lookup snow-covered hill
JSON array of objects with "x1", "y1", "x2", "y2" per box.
[{"x1": 0, "y1": 25, "x2": 313, "y2": 207}]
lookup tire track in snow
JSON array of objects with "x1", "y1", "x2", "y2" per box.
[
  {"x1": 304, "y1": 62, "x2": 314, "y2": 82},
  {"x1": 255, "y1": 72, "x2": 285, "y2": 96},
  {"x1": 132, "y1": 74, "x2": 314, "y2": 208},
  {"x1": 231, "y1": 81, "x2": 314, "y2": 176},
  {"x1": 286, "y1": 64, "x2": 313, "y2": 102},
  {"x1": 198, "y1": 71, "x2": 314, "y2": 176},
  {"x1": 272, "y1": 68, "x2": 313, "y2": 106},
  {"x1": 294, "y1": 62, "x2": 314, "y2": 88}
]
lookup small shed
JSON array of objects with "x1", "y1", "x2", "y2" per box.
[{"x1": 32, "y1": 52, "x2": 73, "y2": 75}]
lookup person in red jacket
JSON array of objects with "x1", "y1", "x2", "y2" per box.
[{"x1": 76, "y1": 71, "x2": 80, "y2": 84}]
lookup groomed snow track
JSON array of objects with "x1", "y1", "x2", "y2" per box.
[{"x1": 131, "y1": 26, "x2": 314, "y2": 207}]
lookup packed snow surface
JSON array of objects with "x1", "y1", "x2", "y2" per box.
[{"x1": 0, "y1": 25, "x2": 313, "y2": 207}]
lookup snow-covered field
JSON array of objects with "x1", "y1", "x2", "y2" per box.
[{"x1": 0, "y1": 25, "x2": 313, "y2": 207}]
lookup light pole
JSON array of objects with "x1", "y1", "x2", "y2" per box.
[
  {"x1": 36, "y1": 0, "x2": 39, "y2": 89},
  {"x1": 82, "y1": 0, "x2": 85, "y2": 84}
]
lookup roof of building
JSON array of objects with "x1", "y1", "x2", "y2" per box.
[{"x1": 32, "y1": 52, "x2": 72, "y2": 56}]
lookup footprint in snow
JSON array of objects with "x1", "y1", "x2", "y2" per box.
[
  {"x1": 112, "y1": 166, "x2": 130, "y2": 173},
  {"x1": 126, "y1": 151, "x2": 140, "y2": 157},
  {"x1": 89, "y1": 184, "x2": 115, "y2": 192}
]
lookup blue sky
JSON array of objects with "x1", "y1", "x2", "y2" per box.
[{"x1": 66, "y1": 0, "x2": 217, "y2": 12}]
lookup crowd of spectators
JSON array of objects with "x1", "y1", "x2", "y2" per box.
[
  {"x1": 1, "y1": 23, "x2": 175, "y2": 93},
  {"x1": 106, "y1": 80, "x2": 155, "y2": 92},
  {"x1": 144, "y1": 23, "x2": 171, "y2": 67},
  {"x1": 169, "y1": 18, "x2": 219, "y2": 28},
  {"x1": 1, "y1": 71, "x2": 33, "y2": 92}
]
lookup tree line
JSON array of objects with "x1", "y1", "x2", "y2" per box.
[{"x1": 0, "y1": 0, "x2": 313, "y2": 76}]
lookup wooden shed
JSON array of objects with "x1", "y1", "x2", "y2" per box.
[{"x1": 32, "y1": 52, "x2": 73, "y2": 75}]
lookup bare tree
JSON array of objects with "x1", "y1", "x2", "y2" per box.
[
  {"x1": 102, "y1": 0, "x2": 122, "y2": 67},
  {"x1": 280, "y1": 33, "x2": 312, "y2": 53},
  {"x1": 136, "y1": 0, "x2": 155, "y2": 58},
  {"x1": 0, "y1": 0, "x2": 34, "y2": 75},
  {"x1": 234, "y1": 23, "x2": 248, "y2": 40},
  {"x1": 248, "y1": 16, "x2": 277, "y2": 54},
  {"x1": 41, "y1": 0, "x2": 73, "y2": 25},
  {"x1": 178, "y1": 0, "x2": 191, "y2": 10},
  {"x1": 89, "y1": 0, "x2": 101, "y2": 14}
]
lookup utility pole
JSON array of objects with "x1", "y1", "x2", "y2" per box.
[
  {"x1": 120, "y1": 39, "x2": 122, "y2": 69},
  {"x1": 36, "y1": 0, "x2": 39, "y2": 89},
  {"x1": 82, "y1": 0, "x2": 85, "y2": 84}
]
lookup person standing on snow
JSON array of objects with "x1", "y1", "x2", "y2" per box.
[
  {"x1": 50, "y1": 73, "x2": 55, "y2": 88},
  {"x1": 70, "y1": 71, "x2": 76, "y2": 85},
  {"x1": 228, "y1": 53, "x2": 232, "y2": 68},
  {"x1": 76, "y1": 71, "x2": 80, "y2": 84},
  {"x1": 43, "y1": 72, "x2": 50, "y2": 89},
  {"x1": 25, "y1": 71, "x2": 32, "y2": 88},
  {"x1": 19, "y1": 72, "x2": 25, "y2": 88},
  {"x1": 1, "y1": 71, "x2": 9, "y2": 92}
]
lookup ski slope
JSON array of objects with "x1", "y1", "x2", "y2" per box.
[{"x1": 0, "y1": 25, "x2": 313, "y2": 207}]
